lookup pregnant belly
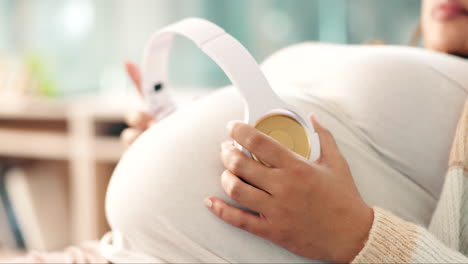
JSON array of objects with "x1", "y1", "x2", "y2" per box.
[{"x1": 105, "y1": 87, "x2": 316, "y2": 263}]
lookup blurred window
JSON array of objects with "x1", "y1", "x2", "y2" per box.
[{"x1": 0, "y1": 0, "x2": 421, "y2": 96}]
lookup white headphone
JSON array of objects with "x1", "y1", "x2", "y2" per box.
[{"x1": 141, "y1": 18, "x2": 321, "y2": 162}]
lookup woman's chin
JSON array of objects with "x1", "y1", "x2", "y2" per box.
[{"x1": 424, "y1": 30, "x2": 468, "y2": 57}]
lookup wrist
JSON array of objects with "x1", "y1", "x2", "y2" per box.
[{"x1": 333, "y1": 204, "x2": 374, "y2": 263}]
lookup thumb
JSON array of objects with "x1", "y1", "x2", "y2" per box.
[
  {"x1": 309, "y1": 114, "x2": 341, "y2": 161},
  {"x1": 125, "y1": 61, "x2": 143, "y2": 97}
]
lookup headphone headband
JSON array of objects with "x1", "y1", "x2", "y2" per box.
[
  {"x1": 141, "y1": 18, "x2": 283, "y2": 122},
  {"x1": 141, "y1": 18, "x2": 320, "y2": 161}
]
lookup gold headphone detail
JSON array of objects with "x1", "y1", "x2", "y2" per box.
[{"x1": 252, "y1": 113, "x2": 311, "y2": 166}]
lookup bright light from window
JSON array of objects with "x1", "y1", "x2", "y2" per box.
[{"x1": 59, "y1": 0, "x2": 95, "y2": 40}]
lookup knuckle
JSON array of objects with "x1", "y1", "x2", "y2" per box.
[
  {"x1": 234, "y1": 217, "x2": 260, "y2": 236},
  {"x1": 235, "y1": 218, "x2": 249, "y2": 231},
  {"x1": 245, "y1": 133, "x2": 264, "y2": 150},
  {"x1": 221, "y1": 170, "x2": 230, "y2": 185},
  {"x1": 287, "y1": 163, "x2": 312, "y2": 183},
  {"x1": 229, "y1": 154, "x2": 245, "y2": 174},
  {"x1": 221, "y1": 145, "x2": 232, "y2": 160},
  {"x1": 215, "y1": 205, "x2": 226, "y2": 219},
  {"x1": 226, "y1": 179, "x2": 242, "y2": 201},
  {"x1": 228, "y1": 122, "x2": 242, "y2": 138}
]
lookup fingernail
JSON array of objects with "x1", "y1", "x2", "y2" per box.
[
  {"x1": 310, "y1": 114, "x2": 320, "y2": 127},
  {"x1": 226, "y1": 120, "x2": 237, "y2": 130},
  {"x1": 204, "y1": 198, "x2": 213, "y2": 208},
  {"x1": 309, "y1": 114, "x2": 316, "y2": 122}
]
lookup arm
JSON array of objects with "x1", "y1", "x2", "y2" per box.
[
  {"x1": 353, "y1": 206, "x2": 467, "y2": 263},
  {"x1": 206, "y1": 115, "x2": 374, "y2": 263},
  {"x1": 207, "y1": 99, "x2": 468, "y2": 263},
  {"x1": 355, "y1": 100, "x2": 468, "y2": 263}
]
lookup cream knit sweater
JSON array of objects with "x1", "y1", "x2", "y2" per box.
[{"x1": 352, "y1": 99, "x2": 468, "y2": 263}]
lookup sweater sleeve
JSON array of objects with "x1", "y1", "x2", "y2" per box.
[
  {"x1": 352, "y1": 100, "x2": 468, "y2": 263},
  {"x1": 351, "y1": 207, "x2": 468, "y2": 263}
]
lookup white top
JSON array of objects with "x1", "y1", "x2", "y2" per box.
[
  {"x1": 262, "y1": 43, "x2": 468, "y2": 198},
  {"x1": 100, "y1": 44, "x2": 468, "y2": 263}
]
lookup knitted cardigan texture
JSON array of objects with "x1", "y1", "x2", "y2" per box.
[{"x1": 352, "y1": 99, "x2": 468, "y2": 263}]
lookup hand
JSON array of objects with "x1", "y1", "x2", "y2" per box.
[
  {"x1": 205, "y1": 115, "x2": 373, "y2": 263},
  {"x1": 121, "y1": 61, "x2": 155, "y2": 146}
]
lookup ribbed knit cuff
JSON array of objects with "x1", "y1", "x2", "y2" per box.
[{"x1": 351, "y1": 207, "x2": 419, "y2": 263}]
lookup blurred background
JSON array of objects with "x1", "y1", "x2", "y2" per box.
[
  {"x1": 0, "y1": 0, "x2": 421, "y2": 257},
  {"x1": 1, "y1": 0, "x2": 421, "y2": 95}
]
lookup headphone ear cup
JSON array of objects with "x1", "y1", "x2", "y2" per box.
[{"x1": 254, "y1": 113, "x2": 311, "y2": 160}]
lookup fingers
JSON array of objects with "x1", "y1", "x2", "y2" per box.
[
  {"x1": 125, "y1": 61, "x2": 143, "y2": 96},
  {"x1": 309, "y1": 115, "x2": 341, "y2": 161},
  {"x1": 204, "y1": 197, "x2": 269, "y2": 238},
  {"x1": 220, "y1": 141, "x2": 276, "y2": 192},
  {"x1": 227, "y1": 121, "x2": 297, "y2": 168},
  {"x1": 121, "y1": 128, "x2": 144, "y2": 146},
  {"x1": 123, "y1": 110, "x2": 155, "y2": 146},
  {"x1": 125, "y1": 110, "x2": 154, "y2": 130},
  {"x1": 221, "y1": 170, "x2": 272, "y2": 213}
]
